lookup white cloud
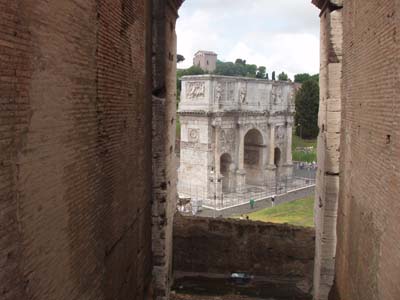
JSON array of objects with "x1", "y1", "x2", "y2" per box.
[{"x1": 176, "y1": 0, "x2": 320, "y2": 79}]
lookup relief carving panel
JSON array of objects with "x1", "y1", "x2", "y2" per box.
[
  {"x1": 187, "y1": 82, "x2": 205, "y2": 99},
  {"x1": 239, "y1": 86, "x2": 247, "y2": 103},
  {"x1": 215, "y1": 83, "x2": 224, "y2": 101},
  {"x1": 271, "y1": 85, "x2": 283, "y2": 105},
  {"x1": 275, "y1": 126, "x2": 286, "y2": 143},
  {"x1": 188, "y1": 128, "x2": 200, "y2": 142},
  {"x1": 220, "y1": 128, "x2": 235, "y2": 153}
]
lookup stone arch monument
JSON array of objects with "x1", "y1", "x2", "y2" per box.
[{"x1": 178, "y1": 75, "x2": 295, "y2": 207}]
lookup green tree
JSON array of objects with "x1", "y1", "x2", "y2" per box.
[
  {"x1": 294, "y1": 73, "x2": 319, "y2": 84},
  {"x1": 256, "y1": 66, "x2": 266, "y2": 78},
  {"x1": 235, "y1": 58, "x2": 246, "y2": 65},
  {"x1": 272, "y1": 71, "x2": 276, "y2": 81},
  {"x1": 245, "y1": 64, "x2": 257, "y2": 77},
  {"x1": 177, "y1": 65, "x2": 205, "y2": 77},
  {"x1": 294, "y1": 73, "x2": 311, "y2": 83},
  {"x1": 295, "y1": 80, "x2": 320, "y2": 139},
  {"x1": 278, "y1": 72, "x2": 289, "y2": 81},
  {"x1": 311, "y1": 73, "x2": 319, "y2": 83},
  {"x1": 214, "y1": 61, "x2": 239, "y2": 76}
]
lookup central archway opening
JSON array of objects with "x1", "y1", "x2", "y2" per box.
[{"x1": 244, "y1": 129, "x2": 264, "y2": 186}]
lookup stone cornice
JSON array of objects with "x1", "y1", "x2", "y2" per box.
[
  {"x1": 178, "y1": 110, "x2": 266, "y2": 118},
  {"x1": 312, "y1": 0, "x2": 343, "y2": 14},
  {"x1": 180, "y1": 74, "x2": 295, "y2": 86},
  {"x1": 169, "y1": 0, "x2": 184, "y2": 13},
  {"x1": 312, "y1": 0, "x2": 326, "y2": 10},
  {"x1": 166, "y1": 0, "x2": 184, "y2": 18},
  {"x1": 178, "y1": 110, "x2": 294, "y2": 118}
]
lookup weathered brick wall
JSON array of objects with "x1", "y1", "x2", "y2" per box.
[
  {"x1": 312, "y1": 1, "x2": 343, "y2": 299},
  {"x1": 152, "y1": 1, "x2": 183, "y2": 299},
  {"x1": 0, "y1": 1, "x2": 153, "y2": 299},
  {"x1": 333, "y1": 1, "x2": 400, "y2": 299},
  {"x1": 173, "y1": 215, "x2": 315, "y2": 298}
]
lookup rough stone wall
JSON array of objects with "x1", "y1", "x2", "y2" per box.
[
  {"x1": 0, "y1": 1, "x2": 153, "y2": 299},
  {"x1": 312, "y1": 2, "x2": 343, "y2": 299},
  {"x1": 173, "y1": 215, "x2": 315, "y2": 294},
  {"x1": 152, "y1": 0, "x2": 183, "y2": 299},
  {"x1": 333, "y1": 1, "x2": 400, "y2": 299}
]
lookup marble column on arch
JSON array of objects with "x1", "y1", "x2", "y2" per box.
[
  {"x1": 212, "y1": 118, "x2": 223, "y2": 205},
  {"x1": 236, "y1": 121, "x2": 246, "y2": 193},
  {"x1": 268, "y1": 125, "x2": 276, "y2": 166},
  {"x1": 285, "y1": 121, "x2": 293, "y2": 165},
  {"x1": 264, "y1": 123, "x2": 277, "y2": 187},
  {"x1": 280, "y1": 121, "x2": 294, "y2": 178}
]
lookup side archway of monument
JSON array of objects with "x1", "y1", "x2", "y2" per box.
[{"x1": 274, "y1": 147, "x2": 282, "y2": 167}]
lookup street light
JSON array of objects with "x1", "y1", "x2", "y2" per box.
[{"x1": 210, "y1": 170, "x2": 216, "y2": 218}]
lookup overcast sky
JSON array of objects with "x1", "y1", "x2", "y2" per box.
[{"x1": 177, "y1": 0, "x2": 320, "y2": 80}]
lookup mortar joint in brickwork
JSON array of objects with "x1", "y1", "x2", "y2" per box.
[{"x1": 325, "y1": 171, "x2": 339, "y2": 176}]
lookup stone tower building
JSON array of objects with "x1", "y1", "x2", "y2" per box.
[
  {"x1": 178, "y1": 75, "x2": 295, "y2": 207},
  {"x1": 193, "y1": 50, "x2": 218, "y2": 72}
]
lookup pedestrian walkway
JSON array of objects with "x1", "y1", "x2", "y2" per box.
[
  {"x1": 195, "y1": 185, "x2": 315, "y2": 218},
  {"x1": 179, "y1": 176, "x2": 315, "y2": 212}
]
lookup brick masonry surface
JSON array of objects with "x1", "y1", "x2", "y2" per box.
[
  {"x1": 0, "y1": 1, "x2": 153, "y2": 299},
  {"x1": 151, "y1": 1, "x2": 182, "y2": 299},
  {"x1": 173, "y1": 215, "x2": 315, "y2": 299},
  {"x1": 313, "y1": 4, "x2": 343, "y2": 299},
  {"x1": 333, "y1": 1, "x2": 400, "y2": 300}
]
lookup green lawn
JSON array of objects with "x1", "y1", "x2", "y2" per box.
[
  {"x1": 292, "y1": 134, "x2": 317, "y2": 150},
  {"x1": 247, "y1": 197, "x2": 315, "y2": 227},
  {"x1": 292, "y1": 134, "x2": 317, "y2": 163},
  {"x1": 292, "y1": 151, "x2": 317, "y2": 163}
]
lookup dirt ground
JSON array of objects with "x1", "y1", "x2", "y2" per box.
[{"x1": 170, "y1": 292, "x2": 269, "y2": 300}]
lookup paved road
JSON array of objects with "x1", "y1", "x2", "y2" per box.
[{"x1": 194, "y1": 186, "x2": 315, "y2": 218}]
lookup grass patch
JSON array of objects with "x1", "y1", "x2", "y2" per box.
[
  {"x1": 292, "y1": 151, "x2": 317, "y2": 163},
  {"x1": 246, "y1": 197, "x2": 315, "y2": 227},
  {"x1": 292, "y1": 134, "x2": 317, "y2": 163},
  {"x1": 292, "y1": 134, "x2": 317, "y2": 150}
]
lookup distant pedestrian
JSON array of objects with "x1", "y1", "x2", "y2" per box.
[
  {"x1": 246, "y1": 215, "x2": 249, "y2": 220},
  {"x1": 250, "y1": 197, "x2": 255, "y2": 209},
  {"x1": 271, "y1": 196, "x2": 275, "y2": 207}
]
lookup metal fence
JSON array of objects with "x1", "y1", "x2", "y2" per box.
[{"x1": 177, "y1": 168, "x2": 316, "y2": 212}]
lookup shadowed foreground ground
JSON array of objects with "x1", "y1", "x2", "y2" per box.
[{"x1": 171, "y1": 293, "x2": 266, "y2": 300}]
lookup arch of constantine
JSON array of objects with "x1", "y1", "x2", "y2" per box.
[{"x1": 178, "y1": 75, "x2": 296, "y2": 208}]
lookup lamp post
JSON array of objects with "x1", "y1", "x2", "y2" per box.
[{"x1": 210, "y1": 170, "x2": 216, "y2": 218}]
